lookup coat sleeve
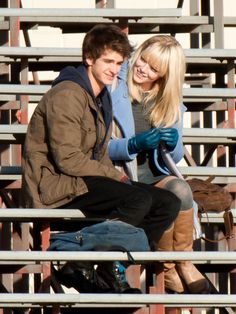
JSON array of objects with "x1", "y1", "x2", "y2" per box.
[
  {"x1": 46, "y1": 85, "x2": 123, "y2": 181},
  {"x1": 108, "y1": 61, "x2": 137, "y2": 162},
  {"x1": 108, "y1": 138, "x2": 136, "y2": 161}
]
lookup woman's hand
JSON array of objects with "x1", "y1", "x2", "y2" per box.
[
  {"x1": 128, "y1": 128, "x2": 161, "y2": 154},
  {"x1": 160, "y1": 128, "x2": 179, "y2": 151}
]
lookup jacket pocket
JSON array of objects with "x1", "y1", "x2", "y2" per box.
[{"x1": 39, "y1": 164, "x2": 77, "y2": 205}]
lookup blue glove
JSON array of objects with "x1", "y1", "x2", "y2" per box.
[
  {"x1": 128, "y1": 128, "x2": 161, "y2": 154},
  {"x1": 160, "y1": 128, "x2": 179, "y2": 151}
]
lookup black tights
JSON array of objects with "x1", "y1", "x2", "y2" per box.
[{"x1": 63, "y1": 176, "x2": 181, "y2": 243}]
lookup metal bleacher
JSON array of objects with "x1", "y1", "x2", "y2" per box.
[{"x1": 0, "y1": 1, "x2": 236, "y2": 314}]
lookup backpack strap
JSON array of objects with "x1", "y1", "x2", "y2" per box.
[
  {"x1": 200, "y1": 209, "x2": 234, "y2": 243},
  {"x1": 205, "y1": 175, "x2": 215, "y2": 184}
]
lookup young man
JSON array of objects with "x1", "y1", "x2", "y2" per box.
[{"x1": 21, "y1": 24, "x2": 181, "y2": 293}]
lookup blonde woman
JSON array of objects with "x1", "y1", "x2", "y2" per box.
[{"x1": 109, "y1": 35, "x2": 209, "y2": 294}]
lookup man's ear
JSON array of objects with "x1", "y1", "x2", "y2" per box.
[{"x1": 85, "y1": 57, "x2": 94, "y2": 66}]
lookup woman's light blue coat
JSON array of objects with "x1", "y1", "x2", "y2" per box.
[{"x1": 108, "y1": 61, "x2": 186, "y2": 177}]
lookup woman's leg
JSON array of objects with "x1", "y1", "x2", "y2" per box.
[{"x1": 155, "y1": 176, "x2": 210, "y2": 294}]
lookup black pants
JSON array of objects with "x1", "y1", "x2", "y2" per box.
[{"x1": 63, "y1": 176, "x2": 181, "y2": 244}]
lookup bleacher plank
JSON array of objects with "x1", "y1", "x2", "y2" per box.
[
  {"x1": 0, "y1": 125, "x2": 235, "y2": 143},
  {"x1": 1, "y1": 84, "x2": 236, "y2": 98},
  {"x1": 0, "y1": 124, "x2": 27, "y2": 143},
  {"x1": 0, "y1": 250, "x2": 236, "y2": 264},
  {"x1": 0, "y1": 124, "x2": 27, "y2": 134},
  {"x1": 0, "y1": 165, "x2": 235, "y2": 184},
  {"x1": 0, "y1": 208, "x2": 87, "y2": 221},
  {"x1": 182, "y1": 128, "x2": 236, "y2": 144},
  {"x1": 185, "y1": 48, "x2": 236, "y2": 58},
  {"x1": 0, "y1": 208, "x2": 235, "y2": 224},
  {"x1": 0, "y1": 46, "x2": 82, "y2": 58},
  {"x1": 0, "y1": 8, "x2": 182, "y2": 18},
  {"x1": 0, "y1": 47, "x2": 236, "y2": 59},
  {"x1": 0, "y1": 84, "x2": 49, "y2": 95},
  {"x1": 0, "y1": 47, "x2": 235, "y2": 69},
  {"x1": 0, "y1": 174, "x2": 21, "y2": 181},
  {"x1": 0, "y1": 293, "x2": 235, "y2": 308},
  {"x1": 1, "y1": 85, "x2": 235, "y2": 108},
  {"x1": 183, "y1": 88, "x2": 236, "y2": 98},
  {"x1": 2, "y1": 8, "x2": 235, "y2": 36},
  {"x1": 179, "y1": 166, "x2": 236, "y2": 184},
  {"x1": 200, "y1": 209, "x2": 236, "y2": 224}
]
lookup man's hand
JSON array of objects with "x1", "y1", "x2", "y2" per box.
[{"x1": 120, "y1": 175, "x2": 132, "y2": 185}]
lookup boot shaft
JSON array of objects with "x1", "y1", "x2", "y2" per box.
[
  {"x1": 155, "y1": 224, "x2": 174, "y2": 251},
  {"x1": 173, "y1": 208, "x2": 194, "y2": 251}
]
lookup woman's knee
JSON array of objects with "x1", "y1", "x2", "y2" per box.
[{"x1": 164, "y1": 178, "x2": 193, "y2": 210}]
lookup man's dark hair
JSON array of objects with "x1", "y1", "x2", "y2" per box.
[{"x1": 82, "y1": 24, "x2": 133, "y2": 62}]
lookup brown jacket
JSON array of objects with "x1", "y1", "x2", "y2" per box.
[{"x1": 21, "y1": 80, "x2": 123, "y2": 208}]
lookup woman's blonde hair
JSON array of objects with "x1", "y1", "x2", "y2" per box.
[{"x1": 127, "y1": 35, "x2": 186, "y2": 127}]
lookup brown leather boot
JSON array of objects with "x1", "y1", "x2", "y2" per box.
[
  {"x1": 156, "y1": 224, "x2": 185, "y2": 293},
  {"x1": 173, "y1": 208, "x2": 210, "y2": 294}
]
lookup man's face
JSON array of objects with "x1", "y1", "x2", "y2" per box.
[{"x1": 86, "y1": 49, "x2": 124, "y2": 96}]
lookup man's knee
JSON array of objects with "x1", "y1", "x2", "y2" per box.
[
  {"x1": 165, "y1": 191, "x2": 181, "y2": 220},
  {"x1": 122, "y1": 185, "x2": 153, "y2": 225}
]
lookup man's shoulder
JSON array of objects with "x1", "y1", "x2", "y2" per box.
[
  {"x1": 52, "y1": 80, "x2": 84, "y2": 91},
  {"x1": 46, "y1": 81, "x2": 89, "y2": 100}
]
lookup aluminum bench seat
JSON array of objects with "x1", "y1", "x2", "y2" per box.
[{"x1": 0, "y1": 293, "x2": 235, "y2": 308}]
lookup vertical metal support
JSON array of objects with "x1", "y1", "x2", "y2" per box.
[
  {"x1": 0, "y1": 0, "x2": 9, "y2": 83},
  {"x1": 201, "y1": 0, "x2": 211, "y2": 48},
  {"x1": 12, "y1": 222, "x2": 30, "y2": 292},
  {"x1": 96, "y1": 0, "x2": 106, "y2": 8},
  {"x1": 104, "y1": 0, "x2": 115, "y2": 8},
  {"x1": 9, "y1": 0, "x2": 20, "y2": 81},
  {"x1": 96, "y1": 0, "x2": 114, "y2": 8},
  {"x1": 1, "y1": 0, "x2": 21, "y2": 166},
  {"x1": 126, "y1": 264, "x2": 142, "y2": 289},
  {"x1": 149, "y1": 263, "x2": 165, "y2": 314},
  {"x1": 190, "y1": 0, "x2": 200, "y2": 48},
  {"x1": 96, "y1": 0, "x2": 127, "y2": 41},
  {"x1": 229, "y1": 227, "x2": 236, "y2": 295},
  {"x1": 0, "y1": 0, "x2": 9, "y2": 208},
  {"x1": 213, "y1": 1, "x2": 227, "y2": 168},
  {"x1": 213, "y1": 0, "x2": 227, "y2": 176},
  {"x1": 226, "y1": 58, "x2": 236, "y2": 212},
  {"x1": 23, "y1": 29, "x2": 40, "y2": 85},
  {"x1": 126, "y1": 265, "x2": 146, "y2": 313},
  {"x1": 214, "y1": 0, "x2": 224, "y2": 48},
  {"x1": 201, "y1": 0, "x2": 214, "y2": 168},
  {"x1": 39, "y1": 222, "x2": 52, "y2": 293},
  {"x1": 118, "y1": 18, "x2": 129, "y2": 34},
  {"x1": 226, "y1": 60, "x2": 236, "y2": 128},
  {"x1": 188, "y1": 1, "x2": 201, "y2": 166},
  {"x1": 19, "y1": 57, "x2": 29, "y2": 124},
  {"x1": 8, "y1": 0, "x2": 22, "y2": 165}
]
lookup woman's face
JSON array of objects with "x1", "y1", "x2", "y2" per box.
[{"x1": 133, "y1": 55, "x2": 161, "y2": 91}]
